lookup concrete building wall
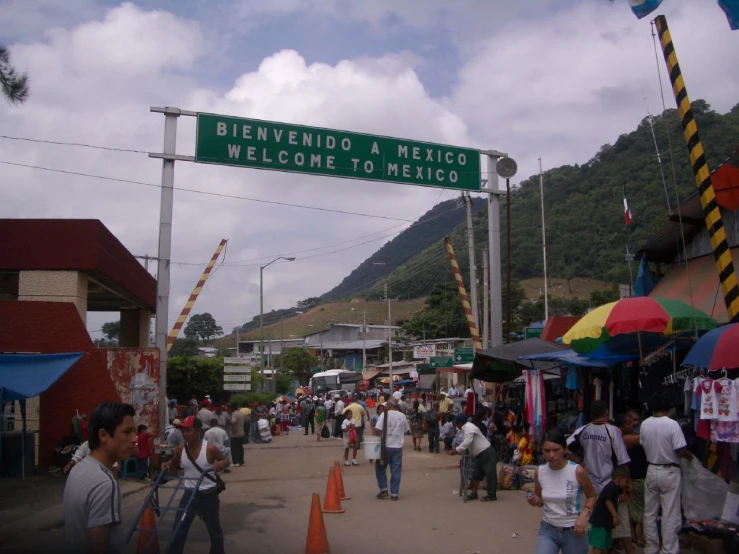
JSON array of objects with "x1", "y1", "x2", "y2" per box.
[{"x1": 18, "y1": 270, "x2": 88, "y2": 322}]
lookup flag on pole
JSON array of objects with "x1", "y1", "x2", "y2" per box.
[
  {"x1": 718, "y1": 0, "x2": 739, "y2": 30},
  {"x1": 628, "y1": 0, "x2": 663, "y2": 19},
  {"x1": 623, "y1": 193, "x2": 633, "y2": 225}
]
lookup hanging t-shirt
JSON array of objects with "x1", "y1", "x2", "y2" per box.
[
  {"x1": 565, "y1": 367, "x2": 579, "y2": 391},
  {"x1": 684, "y1": 377, "x2": 693, "y2": 414},
  {"x1": 700, "y1": 378, "x2": 717, "y2": 420},
  {"x1": 715, "y1": 379, "x2": 738, "y2": 422}
]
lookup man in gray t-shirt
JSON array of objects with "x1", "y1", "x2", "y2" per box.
[
  {"x1": 63, "y1": 401, "x2": 137, "y2": 554},
  {"x1": 64, "y1": 457, "x2": 125, "y2": 553}
]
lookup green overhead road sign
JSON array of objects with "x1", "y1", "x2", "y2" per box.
[
  {"x1": 524, "y1": 327, "x2": 544, "y2": 340},
  {"x1": 429, "y1": 356, "x2": 454, "y2": 369},
  {"x1": 195, "y1": 113, "x2": 481, "y2": 192},
  {"x1": 454, "y1": 347, "x2": 474, "y2": 363}
]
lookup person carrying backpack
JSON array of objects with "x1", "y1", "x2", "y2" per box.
[{"x1": 425, "y1": 402, "x2": 440, "y2": 453}]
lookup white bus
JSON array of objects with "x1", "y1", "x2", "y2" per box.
[{"x1": 309, "y1": 369, "x2": 361, "y2": 395}]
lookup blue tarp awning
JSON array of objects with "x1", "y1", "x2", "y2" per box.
[
  {"x1": 520, "y1": 349, "x2": 636, "y2": 368},
  {"x1": 0, "y1": 353, "x2": 84, "y2": 401}
]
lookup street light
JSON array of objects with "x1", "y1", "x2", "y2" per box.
[{"x1": 260, "y1": 256, "x2": 295, "y2": 390}]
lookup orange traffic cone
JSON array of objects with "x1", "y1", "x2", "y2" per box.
[
  {"x1": 136, "y1": 502, "x2": 160, "y2": 554},
  {"x1": 305, "y1": 493, "x2": 331, "y2": 554},
  {"x1": 322, "y1": 465, "x2": 345, "y2": 513},
  {"x1": 334, "y1": 461, "x2": 350, "y2": 501}
]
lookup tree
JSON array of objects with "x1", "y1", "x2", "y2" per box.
[
  {"x1": 101, "y1": 321, "x2": 120, "y2": 344},
  {"x1": 280, "y1": 348, "x2": 318, "y2": 385},
  {"x1": 169, "y1": 337, "x2": 200, "y2": 357},
  {"x1": 296, "y1": 297, "x2": 321, "y2": 310},
  {"x1": 402, "y1": 283, "x2": 470, "y2": 340},
  {"x1": 184, "y1": 313, "x2": 223, "y2": 344},
  {"x1": 0, "y1": 46, "x2": 29, "y2": 104},
  {"x1": 166, "y1": 357, "x2": 223, "y2": 402}
]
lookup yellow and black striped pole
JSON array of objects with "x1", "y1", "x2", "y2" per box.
[
  {"x1": 444, "y1": 237, "x2": 483, "y2": 350},
  {"x1": 655, "y1": 15, "x2": 739, "y2": 323},
  {"x1": 166, "y1": 239, "x2": 228, "y2": 351}
]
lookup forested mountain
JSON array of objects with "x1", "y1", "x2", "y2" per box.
[
  {"x1": 337, "y1": 100, "x2": 739, "y2": 302},
  {"x1": 321, "y1": 197, "x2": 485, "y2": 300}
]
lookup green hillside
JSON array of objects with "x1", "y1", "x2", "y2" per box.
[
  {"x1": 346, "y1": 100, "x2": 739, "y2": 302},
  {"x1": 320, "y1": 196, "x2": 485, "y2": 300}
]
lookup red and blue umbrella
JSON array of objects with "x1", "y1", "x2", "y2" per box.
[{"x1": 682, "y1": 323, "x2": 739, "y2": 370}]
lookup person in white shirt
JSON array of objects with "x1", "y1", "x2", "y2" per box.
[
  {"x1": 165, "y1": 419, "x2": 184, "y2": 448},
  {"x1": 448, "y1": 385, "x2": 460, "y2": 397},
  {"x1": 333, "y1": 396, "x2": 345, "y2": 439},
  {"x1": 373, "y1": 400, "x2": 410, "y2": 500},
  {"x1": 392, "y1": 388, "x2": 403, "y2": 401},
  {"x1": 203, "y1": 418, "x2": 231, "y2": 471},
  {"x1": 453, "y1": 413, "x2": 497, "y2": 501},
  {"x1": 640, "y1": 391, "x2": 693, "y2": 554},
  {"x1": 324, "y1": 396, "x2": 334, "y2": 436},
  {"x1": 197, "y1": 406, "x2": 214, "y2": 437},
  {"x1": 567, "y1": 400, "x2": 630, "y2": 493}
]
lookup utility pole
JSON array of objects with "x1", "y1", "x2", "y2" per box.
[
  {"x1": 539, "y1": 157, "x2": 549, "y2": 323},
  {"x1": 482, "y1": 250, "x2": 489, "y2": 349},
  {"x1": 236, "y1": 329, "x2": 240, "y2": 357},
  {"x1": 484, "y1": 151, "x2": 505, "y2": 347},
  {"x1": 362, "y1": 310, "x2": 367, "y2": 370},
  {"x1": 464, "y1": 193, "x2": 480, "y2": 331},
  {"x1": 373, "y1": 261, "x2": 391, "y2": 386}
]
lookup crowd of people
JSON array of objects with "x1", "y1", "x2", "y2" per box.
[{"x1": 61, "y1": 383, "x2": 696, "y2": 554}]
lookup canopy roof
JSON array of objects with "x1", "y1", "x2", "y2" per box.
[
  {"x1": 520, "y1": 349, "x2": 637, "y2": 368},
  {"x1": 0, "y1": 352, "x2": 83, "y2": 401},
  {"x1": 472, "y1": 339, "x2": 567, "y2": 383}
]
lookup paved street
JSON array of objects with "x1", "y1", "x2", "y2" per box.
[{"x1": 2, "y1": 431, "x2": 543, "y2": 553}]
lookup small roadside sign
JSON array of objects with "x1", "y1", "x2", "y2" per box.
[
  {"x1": 224, "y1": 383, "x2": 251, "y2": 391},
  {"x1": 454, "y1": 347, "x2": 474, "y2": 363},
  {"x1": 524, "y1": 327, "x2": 544, "y2": 340},
  {"x1": 429, "y1": 356, "x2": 454, "y2": 369}
]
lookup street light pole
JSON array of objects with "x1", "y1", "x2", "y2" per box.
[{"x1": 260, "y1": 256, "x2": 295, "y2": 391}]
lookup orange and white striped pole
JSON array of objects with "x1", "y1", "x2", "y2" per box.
[
  {"x1": 444, "y1": 237, "x2": 482, "y2": 350},
  {"x1": 166, "y1": 239, "x2": 227, "y2": 351}
]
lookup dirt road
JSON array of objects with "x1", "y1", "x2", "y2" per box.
[{"x1": 2, "y1": 431, "x2": 543, "y2": 553}]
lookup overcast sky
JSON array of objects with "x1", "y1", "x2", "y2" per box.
[{"x1": 1, "y1": 0, "x2": 737, "y2": 339}]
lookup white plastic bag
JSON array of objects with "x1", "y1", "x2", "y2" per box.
[{"x1": 681, "y1": 458, "x2": 729, "y2": 521}]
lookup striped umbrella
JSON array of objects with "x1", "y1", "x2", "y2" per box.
[{"x1": 563, "y1": 297, "x2": 717, "y2": 355}]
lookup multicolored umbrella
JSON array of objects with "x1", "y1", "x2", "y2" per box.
[
  {"x1": 563, "y1": 297, "x2": 717, "y2": 355},
  {"x1": 682, "y1": 323, "x2": 739, "y2": 370}
]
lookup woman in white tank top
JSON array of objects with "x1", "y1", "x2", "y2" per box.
[{"x1": 527, "y1": 429, "x2": 597, "y2": 554}]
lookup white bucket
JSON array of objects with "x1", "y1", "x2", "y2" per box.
[{"x1": 363, "y1": 436, "x2": 381, "y2": 461}]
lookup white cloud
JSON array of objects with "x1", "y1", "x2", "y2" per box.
[
  {"x1": 0, "y1": 3, "x2": 475, "y2": 336},
  {"x1": 2, "y1": 0, "x2": 737, "y2": 340},
  {"x1": 447, "y1": 0, "x2": 739, "y2": 180}
]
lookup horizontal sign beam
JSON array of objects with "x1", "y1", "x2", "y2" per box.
[{"x1": 196, "y1": 113, "x2": 481, "y2": 192}]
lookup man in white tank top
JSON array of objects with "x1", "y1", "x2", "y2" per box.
[{"x1": 162, "y1": 416, "x2": 229, "y2": 554}]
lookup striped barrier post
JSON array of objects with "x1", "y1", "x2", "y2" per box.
[
  {"x1": 166, "y1": 239, "x2": 228, "y2": 351},
  {"x1": 444, "y1": 237, "x2": 483, "y2": 350},
  {"x1": 655, "y1": 16, "x2": 739, "y2": 323}
]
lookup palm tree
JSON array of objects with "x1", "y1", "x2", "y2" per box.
[{"x1": 0, "y1": 46, "x2": 29, "y2": 104}]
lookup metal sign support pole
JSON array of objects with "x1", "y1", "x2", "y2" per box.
[
  {"x1": 152, "y1": 107, "x2": 179, "y2": 435},
  {"x1": 484, "y1": 151, "x2": 505, "y2": 347}
]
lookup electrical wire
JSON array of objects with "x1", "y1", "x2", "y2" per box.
[
  {"x1": 0, "y1": 135, "x2": 149, "y2": 154},
  {"x1": 0, "y1": 160, "x2": 414, "y2": 222}
]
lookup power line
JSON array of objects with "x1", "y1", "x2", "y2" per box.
[
  {"x1": 0, "y1": 160, "x2": 414, "y2": 222},
  {"x1": 0, "y1": 135, "x2": 149, "y2": 154}
]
